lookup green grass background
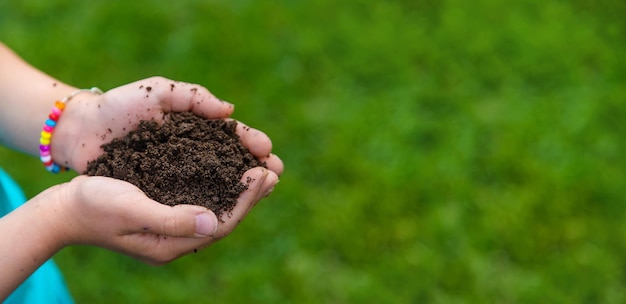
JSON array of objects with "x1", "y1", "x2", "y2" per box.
[{"x1": 1, "y1": 0, "x2": 626, "y2": 302}]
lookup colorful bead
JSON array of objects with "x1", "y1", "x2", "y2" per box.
[
  {"x1": 47, "y1": 163, "x2": 61, "y2": 173},
  {"x1": 51, "y1": 107, "x2": 62, "y2": 116},
  {"x1": 54, "y1": 101, "x2": 65, "y2": 110},
  {"x1": 40, "y1": 155, "x2": 52, "y2": 163},
  {"x1": 41, "y1": 101, "x2": 60, "y2": 172},
  {"x1": 45, "y1": 119, "x2": 57, "y2": 127},
  {"x1": 40, "y1": 131, "x2": 52, "y2": 139}
]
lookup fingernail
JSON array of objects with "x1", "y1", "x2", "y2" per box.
[
  {"x1": 195, "y1": 213, "x2": 218, "y2": 237},
  {"x1": 262, "y1": 178, "x2": 279, "y2": 198},
  {"x1": 263, "y1": 186, "x2": 276, "y2": 198},
  {"x1": 221, "y1": 99, "x2": 234, "y2": 107}
]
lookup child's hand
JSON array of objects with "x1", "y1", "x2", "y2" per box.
[
  {"x1": 50, "y1": 166, "x2": 277, "y2": 265},
  {"x1": 52, "y1": 76, "x2": 283, "y2": 176}
]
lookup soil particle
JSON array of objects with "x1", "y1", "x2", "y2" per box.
[{"x1": 84, "y1": 112, "x2": 264, "y2": 220}]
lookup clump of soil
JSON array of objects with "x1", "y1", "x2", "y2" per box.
[{"x1": 84, "y1": 112, "x2": 263, "y2": 220}]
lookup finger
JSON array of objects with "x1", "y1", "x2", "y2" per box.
[
  {"x1": 116, "y1": 203, "x2": 219, "y2": 264},
  {"x1": 143, "y1": 76, "x2": 235, "y2": 118},
  {"x1": 260, "y1": 170, "x2": 279, "y2": 198},
  {"x1": 232, "y1": 120, "x2": 273, "y2": 158},
  {"x1": 213, "y1": 167, "x2": 270, "y2": 239},
  {"x1": 257, "y1": 153, "x2": 284, "y2": 176},
  {"x1": 122, "y1": 197, "x2": 219, "y2": 238}
]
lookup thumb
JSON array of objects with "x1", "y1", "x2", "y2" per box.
[{"x1": 132, "y1": 202, "x2": 219, "y2": 238}]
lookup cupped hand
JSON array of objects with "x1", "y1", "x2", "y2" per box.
[
  {"x1": 51, "y1": 167, "x2": 278, "y2": 265},
  {"x1": 53, "y1": 76, "x2": 283, "y2": 175}
]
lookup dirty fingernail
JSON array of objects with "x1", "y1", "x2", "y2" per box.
[
  {"x1": 195, "y1": 213, "x2": 218, "y2": 237},
  {"x1": 262, "y1": 178, "x2": 279, "y2": 198},
  {"x1": 264, "y1": 186, "x2": 276, "y2": 198}
]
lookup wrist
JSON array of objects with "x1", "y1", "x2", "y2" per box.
[
  {"x1": 47, "y1": 88, "x2": 103, "y2": 171},
  {"x1": 16, "y1": 184, "x2": 71, "y2": 255}
]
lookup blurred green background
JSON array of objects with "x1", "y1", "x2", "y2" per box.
[{"x1": 1, "y1": 0, "x2": 626, "y2": 302}]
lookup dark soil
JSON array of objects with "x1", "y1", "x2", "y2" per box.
[{"x1": 84, "y1": 112, "x2": 263, "y2": 220}]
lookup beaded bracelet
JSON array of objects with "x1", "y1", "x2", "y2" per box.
[{"x1": 40, "y1": 87, "x2": 103, "y2": 173}]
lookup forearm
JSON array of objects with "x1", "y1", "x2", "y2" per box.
[
  {"x1": 0, "y1": 187, "x2": 66, "y2": 300},
  {"x1": 0, "y1": 42, "x2": 77, "y2": 156}
]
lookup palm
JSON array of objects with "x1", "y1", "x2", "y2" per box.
[
  {"x1": 64, "y1": 77, "x2": 233, "y2": 172},
  {"x1": 59, "y1": 76, "x2": 283, "y2": 176}
]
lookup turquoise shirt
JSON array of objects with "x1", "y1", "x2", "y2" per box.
[{"x1": 0, "y1": 168, "x2": 74, "y2": 304}]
